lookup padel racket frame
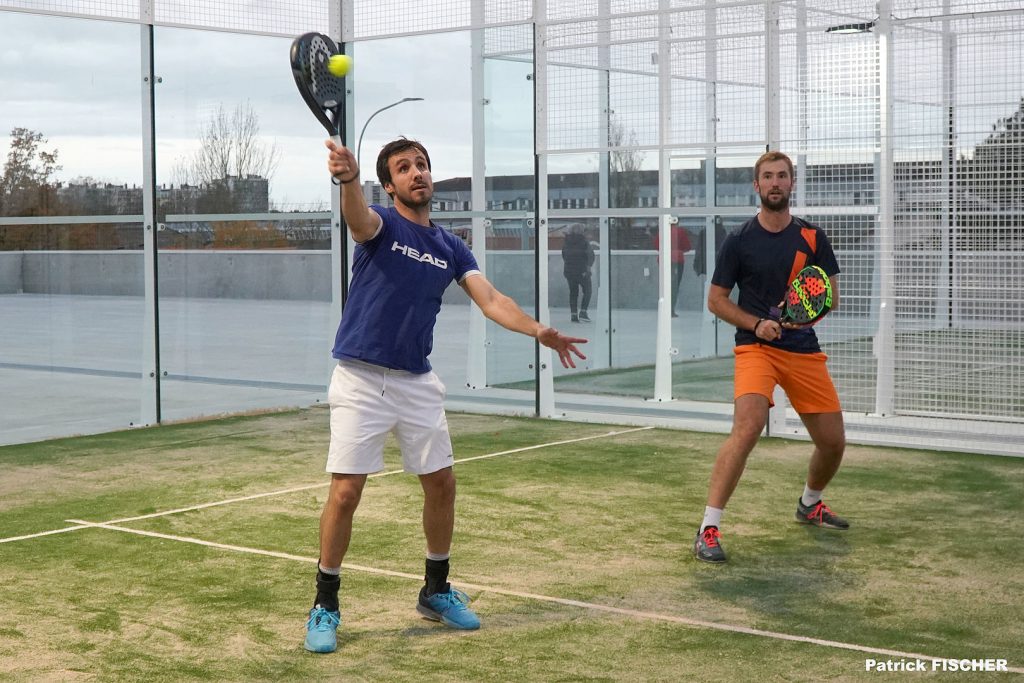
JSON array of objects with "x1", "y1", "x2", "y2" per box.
[
  {"x1": 770, "y1": 264, "x2": 833, "y2": 327},
  {"x1": 290, "y1": 32, "x2": 348, "y2": 144}
]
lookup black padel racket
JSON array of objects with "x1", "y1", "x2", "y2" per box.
[
  {"x1": 771, "y1": 265, "x2": 833, "y2": 327},
  {"x1": 290, "y1": 32, "x2": 347, "y2": 144}
]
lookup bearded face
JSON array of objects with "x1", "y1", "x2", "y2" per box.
[
  {"x1": 753, "y1": 160, "x2": 794, "y2": 212},
  {"x1": 759, "y1": 185, "x2": 790, "y2": 211}
]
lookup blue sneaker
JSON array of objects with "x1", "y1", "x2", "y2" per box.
[
  {"x1": 416, "y1": 586, "x2": 481, "y2": 630},
  {"x1": 304, "y1": 606, "x2": 340, "y2": 653}
]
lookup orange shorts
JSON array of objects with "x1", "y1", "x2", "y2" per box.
[{"x1": 733, "y1": 344, "x2": 841, "y2": 413}]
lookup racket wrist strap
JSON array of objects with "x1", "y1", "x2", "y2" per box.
[
  {"x1": 331, "y1": 174, "x2": 359, "y2": 186},
  {"x1": 753, "y1": 317, "x2": 766, "y2": 334}
]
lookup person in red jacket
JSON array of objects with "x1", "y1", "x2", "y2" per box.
[{"x1": 654, "y1": 225, "x2": 692, "y2": 317}]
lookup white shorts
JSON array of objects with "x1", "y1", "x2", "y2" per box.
[{"x1": 326, "y1": 360, "x2": 454, "y2": 475}]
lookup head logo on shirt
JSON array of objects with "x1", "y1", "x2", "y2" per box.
[{"x1": 391, "y1": 240, "x2": 448, "y2": 269}]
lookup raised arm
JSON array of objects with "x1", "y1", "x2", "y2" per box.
[
  {"x1": 460, "y1": 274, "x2": 588, "y2": 368},
  {"x1": 325, "y1": 138, "x2": 382, "y2": 243}
]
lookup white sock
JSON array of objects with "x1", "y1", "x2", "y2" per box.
[
  {"x1": 318, "y1": 564, "x2": 340, "y2": 576},
  {"x1": 426, "y1": 551, "x2": 450, "y2": 562},
  {"x1": 801, "y1": 485, "x2": 823, "y2": 508},
  {"x1": 700, "y1": 506, "x2": 723, "y2": 533}
]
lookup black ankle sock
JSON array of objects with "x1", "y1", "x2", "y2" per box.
[
  {"x1": 424, "y1": 557, "x2": 450, "y2": 596},
  {"x1": 314, "y1": 570, "x2": 340, "y2": 612}
]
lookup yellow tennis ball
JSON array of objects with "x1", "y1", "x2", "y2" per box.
[{"x1": 327, "y1": 54, "x2": 352, "y2": 77}]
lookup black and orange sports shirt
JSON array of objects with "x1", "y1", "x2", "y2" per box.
[{"x1": 711, "y1": 215, "x2": 840, "y2": 353}]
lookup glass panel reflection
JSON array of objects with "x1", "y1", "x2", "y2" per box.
[
  {"x1": 154, "y1": 27, "x2": 331, "y2": 421},
  {"x1": 0, "y1": 12, "x2": 144, "y2": 444}
]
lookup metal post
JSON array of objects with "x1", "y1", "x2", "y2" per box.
[
  {"x1": 594, "y1": 0, "x2": 612, "y2": 372},
  {"x1": 533, "y1": 3, "x2": 555, "y2": 417},
  {"x1": 139, "y1": 19, "x2": 160, "y2": 426},
  {"x1": 874, "y1": 0, "x2": 896, "y2": 416},
  {"x1": 653, "y1": 0, "x2": 674, "y2": 401}
]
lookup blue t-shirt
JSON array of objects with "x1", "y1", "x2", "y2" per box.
[
  {"x1": 332, "y1": 206, "x2": 481, "y2": 373},
  {"x1": 711, "y1": 215, "x2": 840, "y2": 354}
]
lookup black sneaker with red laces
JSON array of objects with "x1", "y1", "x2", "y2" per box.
[
  {"x1": 693, "y1": 526, "x2": 727, "y2": 563},
  {"x1": 795, "y1": 499, "x2": 850, "y2": 530}
]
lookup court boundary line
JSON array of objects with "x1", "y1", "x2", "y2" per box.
[
  {"x1": 64, "y1": 519, "x2": 1023, "y2": 673},
  {"x1": 0, "y1": 426, "x2": 653, "y2": 544}
]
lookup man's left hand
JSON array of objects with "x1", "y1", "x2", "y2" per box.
[{"x1": 538, "y1": 327, "x2": 588, "y2": 369}]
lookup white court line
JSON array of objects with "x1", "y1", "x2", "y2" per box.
[
  {"x1": 103, "y1": 426, "x2": 652, "y2": 524},
  {"x1": 0, "y1": 524, "x2": 92, "y2": 545},
  {"x1": 65, "y1": 519, "x2": 1023, "y2": 673},
  {"x1": 0, "y1": 426, "x2": 653, "y2": 540}
]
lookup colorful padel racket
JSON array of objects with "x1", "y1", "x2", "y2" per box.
[
  {"x1": 770, "y1": 264, "x2": 833, "y2": 327},
  {"x1": 290, "y1": 32, "x2": 347, "y2": 144}
]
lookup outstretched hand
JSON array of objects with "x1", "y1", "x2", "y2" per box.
[
  {"x1": 538, "y1": 326, "x2": 588, "y2": 369},
  {"x1": 325, "y1": 138, "x2": 359, "y2": 184}
]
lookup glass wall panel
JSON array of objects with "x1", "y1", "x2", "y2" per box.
[
  {"x1": 552, "y1": 217, "x2": 602, "y2": 375},
  {"x1": 607, "y1": 216, "x2": 657, "y2": 395},
  {"x1": 153, "y1": 27, "x2": 331, "y2": 421},
  {"x1": 482, "y1": 40, "x2": 536, "y2": 393},
  {"x1": 670, "y1": 214, "x2": 748, "y2": 405},
  {"x1": 482, "y1": 217, "x2": 536, "y2": 389},
  {"x1": 0, "y1": 12, "x2": 144, "y2": 444},
  {"x1": 544, "y1": 154, "x2": 607, "y2": 398}
]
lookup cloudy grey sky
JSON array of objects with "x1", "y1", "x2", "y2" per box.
[
  {"x1": 0, "y1": 9, "x2": 534, "y2": 209},
  {"x1": 6, "y1": 4, "x2": 1020, "y2": 212}
]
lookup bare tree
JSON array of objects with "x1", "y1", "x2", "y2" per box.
[
  {"x1": 175, "y1": 102, "x2": 280, "y2": 188},
  {"x1": 0, "y1": 127, "x2": 62, "y2": 217},
  {"x1": 608, "y1": 115, "x2": 643, "y2": 209},
  {"x1": 608, "y1": 115, "x2": 646, "y2": 247}
]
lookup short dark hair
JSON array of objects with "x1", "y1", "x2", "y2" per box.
[
  {"x1": 376, "y1": 137, "x2": 431, "y2": 195},
  {"x1": 754, "y1": 151, "x2": 794, "y2": 179}
]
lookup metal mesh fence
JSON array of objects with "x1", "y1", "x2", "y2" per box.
[
  {"x1": 154, "y1": 0, "x2": 327, "y2": 35},
  {"x1": 0, "y1": 0, "x2": 137, "y2": 20},
  {"x1": 888, "y1": 7, "x2": 1024, "y2": 421},
  {"x1": 534, "y1": 0, "x2": 1023, "y2": 442}
]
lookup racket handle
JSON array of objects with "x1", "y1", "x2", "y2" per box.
[{"x1": 331, "y1": 134, "x2": 343, "y2": 147}]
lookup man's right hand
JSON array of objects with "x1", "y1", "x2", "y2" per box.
[{"x1": 326, "y1": 139, "x2": 359, "y2": 184}]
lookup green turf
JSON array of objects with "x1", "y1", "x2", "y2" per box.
[{"x1": 1, "y1": 409, "x2": 1022, "y2": 681}]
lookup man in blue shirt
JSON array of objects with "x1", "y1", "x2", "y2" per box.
[{"x1": 305, "y1": 137, "x2": 587, "y2": 653}]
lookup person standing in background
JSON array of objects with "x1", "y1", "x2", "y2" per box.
[
  {"x1": 654, "y1": 225, "x2": 692, "y2": 317},
  {"x1": 561, "y1": 225, "x2": 595, "y2": 322}
]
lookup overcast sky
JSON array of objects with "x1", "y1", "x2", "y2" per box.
[{"x1": 0, "y1": 10, "x2": 534, "y2": 209}]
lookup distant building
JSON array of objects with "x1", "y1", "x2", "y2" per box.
[
  {"x1": 55, "y1": 175, "x2": 270, "y2": 217},
  {"x1": 57, "y1": 181, "x2": 142, "y2": 215},
  {"x1": 220, "y1": 175, "x2": 269, "y2": 212},
  {"x1": 361, "y1": 180, "x2": 394, "y2": 208}
]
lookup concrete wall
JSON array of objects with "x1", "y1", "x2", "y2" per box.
[
  {"x1": 5, "y1": 250, "x2": 703, "y2": 309},
  {"x1": 158, "y1": 251, "x2": 332, "y2": 301},
  {"x1": 0, "y1": 253, "x2": 22, "y2": 293},
  {"x1": 22, "y1": 252, "x2": 144, "y2": 296},
  {"x1": 14, "y1": 251, "x2": 333, "y2": 301}
]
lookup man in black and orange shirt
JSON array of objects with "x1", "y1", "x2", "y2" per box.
[{"x1": 693, "y1": 151, "x2": 849, "y2": 564}]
